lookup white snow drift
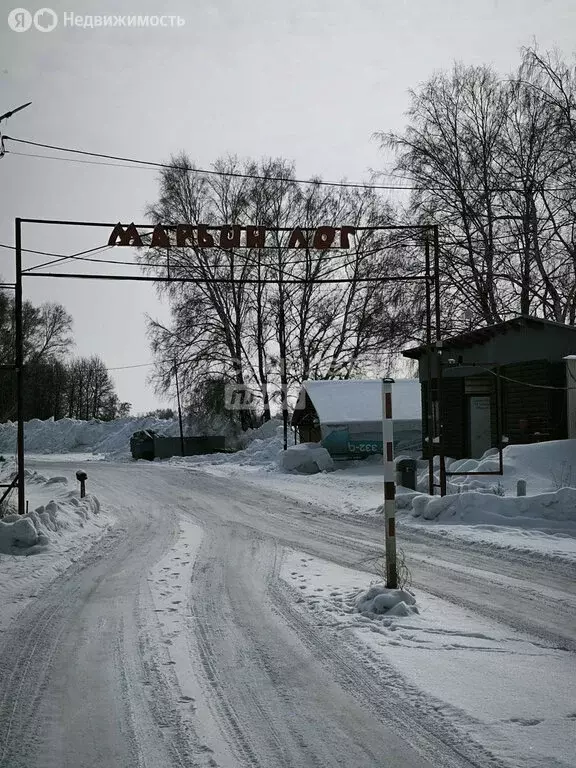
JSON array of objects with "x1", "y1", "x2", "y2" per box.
[
  {"x1": 0, "y1": 469, "x2": 102, "y2": 555},
  {"x1": 279, "y1": 443, "x2": 334, "y2": 474},
  {"x1": 0, "y1": 415, "x2": 183, "y2": 458}
]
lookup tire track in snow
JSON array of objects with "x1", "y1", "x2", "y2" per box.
[
  {"x1": 186, "y1": 524, "x2": 460, "y2": 768},
  {"x1": 0, "y1": 501, "x2": 199, "y2": 768}
]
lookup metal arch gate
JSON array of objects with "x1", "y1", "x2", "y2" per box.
[{"x1": 9, "y1": 217, "x2": 443, "y2": 516}]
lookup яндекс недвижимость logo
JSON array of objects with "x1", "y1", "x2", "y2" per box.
[{"x1": 8, "y1": 7, "x2": 58, "y2": 32}]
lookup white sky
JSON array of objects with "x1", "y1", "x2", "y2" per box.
[{"x1": 1, "y1": 0, "x2": 575, "y2": 413}]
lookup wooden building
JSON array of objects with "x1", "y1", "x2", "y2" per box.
[{"x1": 402, "y1": 316, "x2": 576, "y2": 459}]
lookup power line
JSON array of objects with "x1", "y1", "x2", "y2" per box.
[
  {"x1": 6, "y1": 134, "x2": 573, "y2": 194},
  {"x1": 455, "y1": 362, "x2": 570, "y2": 391},
  {"x1": 2, "y1": 136, "x2": 411, "y2": 190},
  {"x1": 106, "y1": 361, "x2": 155, "y2": 371},
  {"x1": 4, "y1": 147, "x2": 449, "y2": 191},
  {"x1": 5, "y1": 149, "x2": 156, "y2": 172}
]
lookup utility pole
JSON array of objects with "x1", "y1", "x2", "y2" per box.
[
  {"x1": 173, "y1": 359, "x2": 185, "y2": 457},
  {"x1": 15, "y1": 219, "x2": 25, "y2": 515},
  {"x1": 381, "y1": 378, "x2": 397, "y2": 589},
  {"x1": 1, "y1": 105, "x2": 32, "y2": 514}
]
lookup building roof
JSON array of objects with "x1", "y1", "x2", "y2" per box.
[
  {"x1": 402, "y1": 315, "x2": 576, "y2": 359},
  {"x1": 292, "y1": 379, "x2": 421, "y2": 425}
]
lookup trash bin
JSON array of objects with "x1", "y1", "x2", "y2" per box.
[{"x1": 396, "y1": 458, "x2": 417, "y2": 490}]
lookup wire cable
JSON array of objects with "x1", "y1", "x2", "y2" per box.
[
  {"x1": 6, "y1": 135, "x2": 573, "y2": 193},
  {"x1": 454, "y1": 361, "x2": 569, "y2": 390}
]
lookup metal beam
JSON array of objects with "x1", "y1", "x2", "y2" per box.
[
  {"x1": 15, "y1": 218, "x2": 25, "y2": 515},
  {"x1": 22, "y1": 272, "x2": 427, "y2": 285}
]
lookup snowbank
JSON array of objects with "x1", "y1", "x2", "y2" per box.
[
  {"x1": 279, "y1": 443, "x2": 334, "y2": 474},
  {"x1": 411, "y1": 485, "x2": 576, "y2": 535},
  {"x1": 0, "y1": 463, "x2": 111, "y2": 632},
  {"x1": 172, "y1": 421, "x2": 285, "y2": 471},
  {"x1": 0, "y1": 471, "x2": 101, "y2": 555},
  {"x1": 425, "y1": 439, "x2": 576, "y2": 497},
  {"x1": 0, "y1": 416, "x2": 183, "y2": 458}
]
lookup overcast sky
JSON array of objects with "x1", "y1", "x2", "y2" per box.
[{"x1": 1, "y1": 0, "x2": 575, "y2": 413}]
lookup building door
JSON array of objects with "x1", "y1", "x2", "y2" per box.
[{"x1": 468, "y1": 396, "x2": 491, "y2": 458}]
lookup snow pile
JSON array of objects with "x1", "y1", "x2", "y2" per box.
[
  {"x1": 354, "y1": 585, "x2": 419, "y2": 617},
  {"x1": 173, "y1": 422, "x2": 285, "y2": 470},
  {"x1": 419, "y1": 439, "x2": 576, "y2": 497},
  {"x1": 411, "y1": 485, "x2": 576, "y2": 535},
  {"x1": 0, "y1": 416, "x2": 183, "y2": 458},
  {"x1": 0, "y1": 471, "x2": 101, "y2": 556},
  {"x1": 279, "y1": 443, "x2": 334, "y2": 474},
  {"x1": 238, "y1": 418, "x2": 283, "y2": 447}
]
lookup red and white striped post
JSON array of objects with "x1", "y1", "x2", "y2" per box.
[{"x1": 382, "y1": 378, "x2": 397, "y2": 589}]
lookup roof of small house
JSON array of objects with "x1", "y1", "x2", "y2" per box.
[
  {"x1": 402, "y1": 315, "x2": 576, "y2": 359},
  {"x1": 292, "y1": 379, "x2": 421, "y2": 426}
]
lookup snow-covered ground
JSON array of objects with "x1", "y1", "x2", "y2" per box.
[
  {"x1": 2, "y1": 416, "x2": 575, "y2": 563},
  {"x1": 0, "y1": 417, "x2": 575, "y2": 766},
  {"x1": 174, "y1": 427, "x2": 576, "y2": 563},
  {"x1": 0, "y1": 460, "x2": 111, "y2": 634},
  {"x1": 281, "y1": 550, "x2": 576, "y2": 768}
]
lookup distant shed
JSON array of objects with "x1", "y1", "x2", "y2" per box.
[{"x1": 291, "y1": 379, "x2": 422, "y2": 459}]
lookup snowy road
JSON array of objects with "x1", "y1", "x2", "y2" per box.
[{"x1": 1, "y1": 461, "x2": 574, "y2": 767}]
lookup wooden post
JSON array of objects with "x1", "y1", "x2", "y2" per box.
[{"x1": 382, "y1": 378, "x2": 397, "y2": 589}]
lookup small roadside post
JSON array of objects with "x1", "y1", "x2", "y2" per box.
[
  {"x1": 76, "y1": 470, "x2": 87, "y2": 498},
  {"x1": 381, "y1": 378, "x2": 398, "y2": 589}
]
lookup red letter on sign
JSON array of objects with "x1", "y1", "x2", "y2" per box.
[
  {"x1": 108, "y1": 222, "x2": 143, "y2": 247},
  {"x1": 340, "y1": 226, "x2": 356, "y2": 248},
  {"x1": 151, "y1": 225, "x2": 170, "y2": 248},
  {"x1": 219, "y1": 225, "x2": 241, "y2": 248},
  {"x1": 287, "y1": 228, "x2": 308, "y2": 248},
  {"x1": 176, "y1": 225, "x2": 195, "y2": 247},
  {"x1": 246, "y1": 226, "x2": 266, "y2": 248},
  {"x1": 312, "y1": 226, "x2": 336, "y2": 249},
  {"x1": 198, "y1": 226, "x2": 215, "y2": 247}
]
